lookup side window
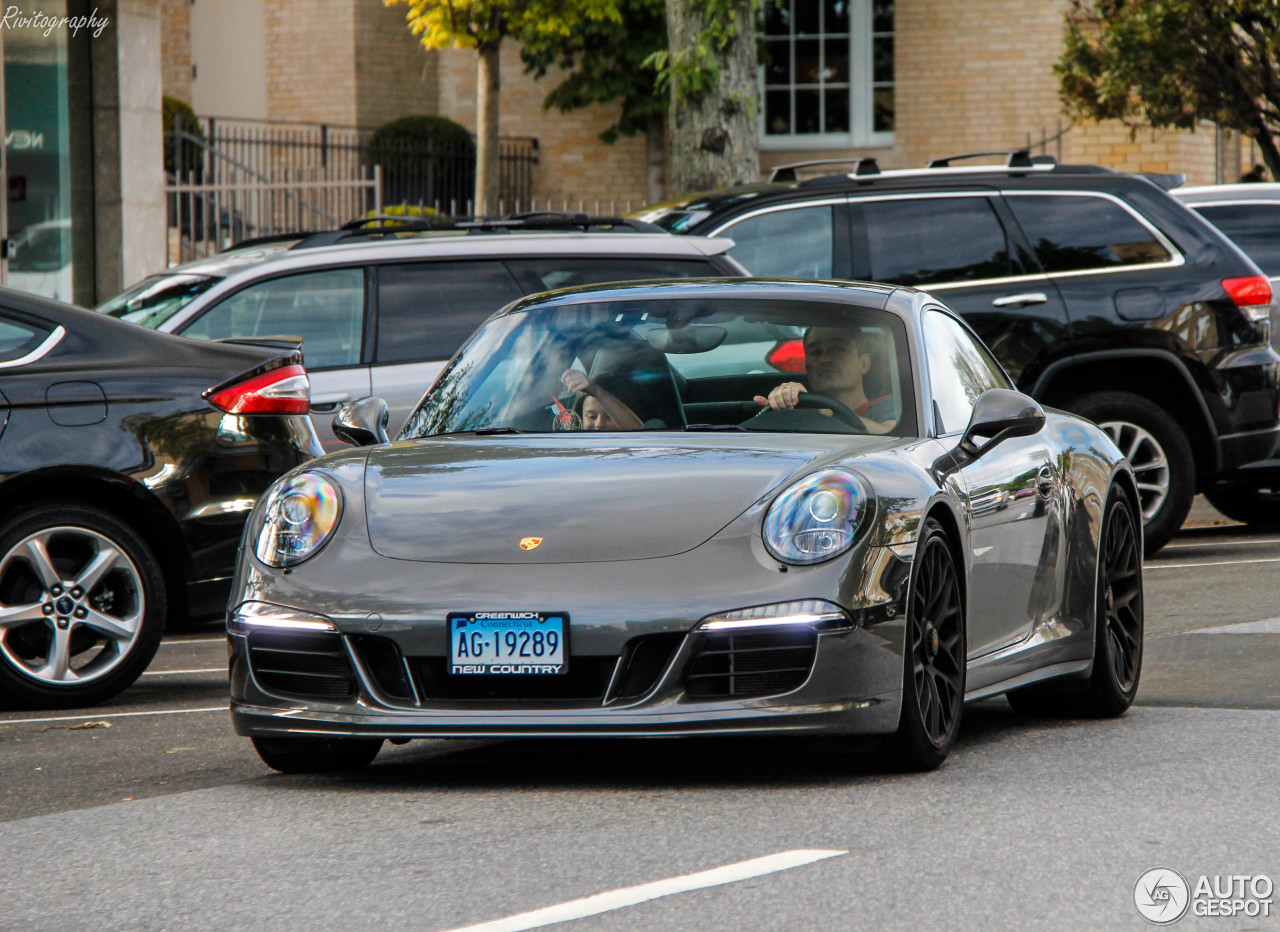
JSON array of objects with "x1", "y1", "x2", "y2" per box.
[
  {"x1": 505, "y1": 257, "x2": 717, "y2": 292},
  {"x1": 1005, "y1": 194, "x2": 1172, "y2": 273},
  {"x1": 181, "y1": 268, "x2": 365, "y2": 369},
  {"x1": 0, "y1": 316, "x2": 50, "y2": 363},
  {"x1": 923, "y1": 309, "x2": 1011, "y2": 434},
  {"x1": 859, "y1": 196, "x2": 1012, "y2": 286},
  {"x1": 720, "y1": 205, "x2": 834, "y2": 278},
  {"x1": 375, "y1": 261, "x2": 524, "y2": 364},
  {"x1": 1194, "y1": 204, "x2": 1280, "y2": 277}
]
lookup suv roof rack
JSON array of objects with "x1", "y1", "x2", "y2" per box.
[
  {"x1": 926, "y1": 149, "x2": 1041, "y2": 169},
  {"x1": 285, "y1": 212, "x2": 664, "y2": 250},
  {"x1": 769, "y1": 158, "x2": 880, "y2": 183}
]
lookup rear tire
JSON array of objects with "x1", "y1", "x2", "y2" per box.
[
  {"x1": 0, "y1": 503, "x2": 166, "y2": 709},
  {"x1": 886, "y1": 518, "x2": 966, "y2": 771},
  {"x1": 1062, "y1": 391, "x2": 1192, "y2": 556},
  {"x1": 251, "y1": 736, "x2": 384, "y2": 774},
  {"x1": 1204, "y1": 485, "x2": 1280, "y2": 528}
]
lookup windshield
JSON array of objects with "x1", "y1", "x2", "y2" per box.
[
  {"x1": 400, "y1": 296, "x2": 915, "y2": 439},
  {"x1": 94, "y1": 274, "x2": 221, "y2": 327}
]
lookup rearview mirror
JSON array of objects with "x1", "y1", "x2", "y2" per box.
[
  {"x1": 958, "y1": 389, "x2": 1044, "y2": 457},
  {"x1": 333, "y1": 396, "x2": 390, "y2": 447}
]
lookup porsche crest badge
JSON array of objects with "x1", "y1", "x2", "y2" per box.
[{"x1": 519, "y1": 537, "x2": 543, "y2": 551}]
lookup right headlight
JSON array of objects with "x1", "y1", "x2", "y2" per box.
[
  {"x1": 763, "y1": 469, "x2": 869, "y2": 565},
  {"x1": 255, "y1": 471, "x2": 342, "y2": 568}
]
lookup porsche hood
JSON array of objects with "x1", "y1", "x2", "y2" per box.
[{"x1": 362, "y1": 434, "x2": 897, "y2": 564}]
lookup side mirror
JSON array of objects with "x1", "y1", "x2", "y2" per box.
[
  {"x1": 332, "y1": 396, "x2": 390, "y2": 447},
  {"x1": 958, "y1": 389, "x2": 1044, "y2": 457}
]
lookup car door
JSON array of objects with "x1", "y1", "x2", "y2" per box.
[
  {"x1": 922, "y1": 308, "x2": 1064, "y2": 658},
  {"x1": 175, "y1": 267, "x2": 370, "y2": 452},
  {"x1": 851, "y1": 192, "x2": 1072, "y2": 391}
]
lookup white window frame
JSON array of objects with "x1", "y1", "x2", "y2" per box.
[{"x1": 759, "y1": 0, "x2": 894, "y2": 151}]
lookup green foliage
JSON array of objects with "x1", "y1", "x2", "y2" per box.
[
  {"x1": 1057, "y1": 0, "x2": 1280, "y2": 176},
  {"x1": 384, "y1": 0, "x2": 621, "y2": 52},
  {"x1": 161, "y1": 96, "x2": 204, "y2": 176},
  {"x1": 368, "y1": 115, "x2": 474, "y2": 155},
  {"x1": 519, "y1": 0, "x2": 666, "y2": 143}
]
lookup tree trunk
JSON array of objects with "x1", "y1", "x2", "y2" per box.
[
  {"x1": 666, "y1": 0, "x2": 759, "y2": 196},
  {"x1": 475, "y1": 43, "x2": 501, "y2": 217},
  {"x1": 645, "y1": 114, "x2": 666, "y2": 203},
  {"x1": 1252, "y1": 124, "x2": 1280, "y2": 183}
]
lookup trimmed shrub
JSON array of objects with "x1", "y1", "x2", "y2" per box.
[{"x1": 367, "y1": 116, "x2": 475, "y2": 213}]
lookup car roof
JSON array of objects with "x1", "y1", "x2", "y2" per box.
[
  {"x1": 1176, "y1": 183, "x2": 1280, "y2": 204},
  {"x1": 164, "y1": 232, "x2": 736, "y2": 285}
]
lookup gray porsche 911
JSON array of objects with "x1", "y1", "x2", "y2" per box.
[{"x1": 227, "y1": 279, "x2": 1143, "y2": 773}]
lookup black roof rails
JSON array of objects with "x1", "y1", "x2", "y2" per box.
[
  {"x1": 219, "y1": 231, "x2": 320, "y2": 252},
  {"x1": 769, "y1": 157, "x2": 880, "y2": 183},
  {"x1": 290, "y1": 215, "x2": 449, "y2": 249},
  {"x1": 926, "y1": 149, "x2": 1041, "y2": 169},
  {"x1": 456, "y1": 212, "x2": 665, "y2": 234}
]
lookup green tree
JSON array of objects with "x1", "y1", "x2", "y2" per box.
[
  {"x1": 384, "y1": 0, "x2": 621, "y2": 215},
  {"x1": 652, "y1": 0, "x2": 759, "y2": 195},
  {"x1": 1057, "y1": 0, "x2": 1280, "y2": 179},
  {"x1": 518, "y1": 0, "x2": 668, "y2": 201}
]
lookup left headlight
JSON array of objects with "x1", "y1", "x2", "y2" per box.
[
  {"x1": 763, "y1": 468, "x2": 869, "y2": 565},
  {"x1": 255, "y1": 471, "x2": 343, "y2": 568}
]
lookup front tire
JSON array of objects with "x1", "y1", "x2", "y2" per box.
[
  {"x1": 251, "y1": 736, "x2": 384, "y2": 774},
  {"x1": 0, "y1": 503, "x2": 166, "y2": 709},
  {"x1": 887, "y1": 518, "x2": 966, "y2": 771},
  {"x1": 1062, "y1": 391, "x2": 1192, "y2": 555}
]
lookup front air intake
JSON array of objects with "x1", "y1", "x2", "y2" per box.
[
  {"x1": 247, "y1": 631, "x2": 355, "y2": 699},
  {"x1": 684, "y1": 628, "x2": 818, "y2": 699}
]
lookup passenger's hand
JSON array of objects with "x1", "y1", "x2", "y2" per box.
[
  {"x1": 754, "y1": 382, "x2": 807, "y2": 410},
  {"x1": 561, "y1": 369, "x2": 591, "y2": 395}
]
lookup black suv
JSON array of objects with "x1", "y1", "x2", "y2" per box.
[{"x1": 638, "y1": 151, "x2": 1280, "y2": 552}]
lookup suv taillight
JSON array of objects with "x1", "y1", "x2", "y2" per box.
[
  {"x1": 767, "y1": 339, "x2": 806, "y2": 372},
  {"x1": 207, "y1": 364, "x2": 310, "y2": 415},
  {"x1": 1223, "y1": 275, "x2": 1273, "y2": 322}
]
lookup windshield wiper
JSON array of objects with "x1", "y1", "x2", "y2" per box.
[
  {"x1": 471, "y1": 426, "x2": 528, "y2": 435},
  {"x1": 681, "y1": 423, "x2": 752, "y2": 432}
]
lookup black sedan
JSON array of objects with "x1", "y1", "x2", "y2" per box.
[
  {"x1": 0, "y1": 288, "x2": 322, "y2": 707},
  {"x1": 226, "y1": 280, "x2": 1144, "y2": 773}
]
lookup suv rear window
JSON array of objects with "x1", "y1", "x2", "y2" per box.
[
  {"x1": 375, "y1": 260, "x2": 524, "y2": 363},
  {"x1": 1193, "y1": 203, "x2": 1280, "y2": 277},
  {"x1": 1006, "y1": 193, "x2": 1171, "y2": 273},
  {"x1": 856, "y1": 196, "x2": 1012, "y2": 286}
]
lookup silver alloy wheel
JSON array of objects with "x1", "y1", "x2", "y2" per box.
[
  {"x1": 1099, "y1": 420, "x2": 1170, "y2": 521},
  {"x1": 0, "y1": 526, "x2": 146, "y2": 685}
]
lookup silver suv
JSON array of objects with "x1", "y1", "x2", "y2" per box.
[{"x1": 97, "y1": 221, "x2": 743, "y2": 450}]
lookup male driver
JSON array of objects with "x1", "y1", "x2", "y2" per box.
[{"x1": 754, "y1": 326, "x2": 900, "y2": 434}]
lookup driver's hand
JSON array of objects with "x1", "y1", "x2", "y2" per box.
[
  {"x1": 754, "y1": 382, "x2": 807, "y2": 410},
  {"x1": 561, "y1": 369, "x2": 591, "y2": 395}
]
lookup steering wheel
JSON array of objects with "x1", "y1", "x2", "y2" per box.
[{"x1": 794, "y1": 392, "x2": 868, "y2": 432}]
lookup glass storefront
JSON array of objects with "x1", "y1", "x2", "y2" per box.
[{"x1": 3, "y1": 0, "x2": 93, "y2": 304}]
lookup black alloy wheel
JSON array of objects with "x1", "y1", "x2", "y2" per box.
[
  {"x1": 888, "y1": 517, "x2": 965, "y2": 771},
  {"x1": 1007, "y1": 486, "x2": 1143, "y2": 717},
  {"x1": 251, "y1": 735, "x2": 385, "y2": 774}
]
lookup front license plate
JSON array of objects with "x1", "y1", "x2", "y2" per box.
[{"x1": 448, "y1": 612, "x2": 568, "y2": 675}]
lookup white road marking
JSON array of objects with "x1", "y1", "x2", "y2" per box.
[
  {"x1": 158, "y1": 637, "x2": 224, "y2": 645},
  {"x1": 1182, "y1": 618, "x2": 1280, "y2": 635},
  {"x1": 1145, "y1": 556, "x2": 1280, "y2": 570},
  {"x1": 0, "y1": 706, "x2": 225, "y2": 726},
  {"x1": 435, "y1": 849, "x2": 847, "y2": 932},
  {"x1": 1165, "y1": 537, "x2": 1280, "y2": 549},
  {"x1": 141, "y1": 667, "x2": 225, "y2": 676}
]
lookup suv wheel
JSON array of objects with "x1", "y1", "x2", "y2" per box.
[
  {"x1": 1204, "y1": 485, "x2": 1280, "y2": 528},
  {"x1": 1063, "y1": 392, "x2": 1193, "y2": 555}
]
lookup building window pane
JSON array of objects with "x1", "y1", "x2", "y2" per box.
[{"x1": 760, "y1": 0, "x2": 893, "y2": 144}]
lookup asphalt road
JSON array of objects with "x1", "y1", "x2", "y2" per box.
[{"x1": 2, "y1": 499, "x2": 1278, "y2": 932}]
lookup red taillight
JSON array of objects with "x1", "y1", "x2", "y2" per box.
[
  {"x1": 207, "y1": 364, "x2": 310, "y2": 415},
  {"x1": 767, "y1": 339, "x2": 806, "y2": 372},
  {"x1": 1223, "y1": 275, "x2": 1272, "y2": 316}
]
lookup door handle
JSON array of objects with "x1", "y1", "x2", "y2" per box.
[
  {"x1": 310, "y1": 392, "x2": 351, "y2": 413},
  {"x1": 991, "y1": 292, "x2": 1048, "y2": 308}
]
